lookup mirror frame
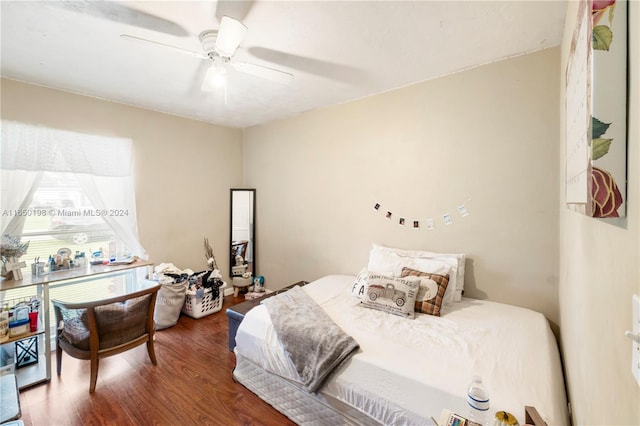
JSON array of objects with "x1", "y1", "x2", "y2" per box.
[{"x1": 229, "y1": 188, "x2": 256, "y2": 278}]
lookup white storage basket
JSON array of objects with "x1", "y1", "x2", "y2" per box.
[{"x1": 182, "y1": 282, "x2": 226, "y2": 319}]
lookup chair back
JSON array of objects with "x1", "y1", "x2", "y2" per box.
[
  {"x1": 53, "y1": 284, "x2": 160, "y2": 355},
  {"x1": 231, "y1": 240, "x2": 249, "y2": 259}
]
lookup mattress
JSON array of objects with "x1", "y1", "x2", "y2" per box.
[
  {"x1": 234, "y1": 354, "x2": 381, "y2": 426},
  {"x1": 234, "y1": 275, "x2": 568, "y2": 425}
]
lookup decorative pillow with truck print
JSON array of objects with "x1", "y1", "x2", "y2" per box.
[{"x1": 361, "y1": 273, "x2": 419, "y2": 319}]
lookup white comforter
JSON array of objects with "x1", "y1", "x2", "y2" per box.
[{"x1": 235, "y1": 275, "x2": 569, "y2": 425}]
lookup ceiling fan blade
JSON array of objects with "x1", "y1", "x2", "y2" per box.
[
  {"x1": 214, "y1": 1, "x2": 255, "y2": 22},
  {"x1": 248, "y1": 46, "x2": 370, "y2": 86},
  {"x1": 58, "y1": 1, "x2": 189, "y2": 37},
  {"x1": 120, "y1": 34, "x2": 206, "y2": 60},
  {"x1": 233, "y1": 61, "x2": 294, "y2": 84},
  {"x1": 215, "y1": 16, "x2": 247, "y2": 58}
]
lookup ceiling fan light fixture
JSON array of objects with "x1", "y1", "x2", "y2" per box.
[
  {"x1": 199, "y1": 30, "x2": 219, "y2": 56},
  {"x1": 215, "y1": 16, "x2": 247, "y2": 57},
  {"x1": 202, "y1": 64, "x2": 227, "y2": 91}
]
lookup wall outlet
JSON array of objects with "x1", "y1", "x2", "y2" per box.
[{"x1": 631, "y1": 294, "x2": 640, "y2": 387}]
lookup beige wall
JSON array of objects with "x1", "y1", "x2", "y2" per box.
[
  {"x1": 1, "y1": 78, "x2": 243, "y2": 275},
  {"x1": 244, "y1": 47, "x2": 562, "y2": 326},
  {"x1": 559, "y1": 1, "x2": 640, "y2": 425}
]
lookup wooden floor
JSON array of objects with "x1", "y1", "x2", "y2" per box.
[{"x1": 17, "y1": 294, "x2": 297, "y2": 426}]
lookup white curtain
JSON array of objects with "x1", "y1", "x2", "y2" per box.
[
  {"x1": 1, "y1": 120, "x2": 147, "y2": 258},
  {"x1": 0, "y1": 169, "x2": 43, "y2": 237},
  {"x1": 74, "y1": 174, "x2": 146, "y2": 259}
]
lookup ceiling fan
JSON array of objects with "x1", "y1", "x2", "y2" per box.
[{"x1": 121, "y1": 16, "x2": 294, "y2": 92}]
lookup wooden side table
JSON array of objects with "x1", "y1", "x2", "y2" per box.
[{"x1": 226, "y1": 280, "x2": 308, "y2": 352}]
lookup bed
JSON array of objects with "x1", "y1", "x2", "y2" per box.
[{"x1": 232, "y1": 247, "x2": 569, "y2": 426}]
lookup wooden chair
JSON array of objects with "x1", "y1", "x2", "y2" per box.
[
  {"x1": 52, "y1": 284, "x2": 160, "y2": 393},
  {"x1": 231, "y1": 240, "x2": 249, "y2": 260}
]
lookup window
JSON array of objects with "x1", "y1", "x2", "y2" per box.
[
  {"x1": 1, "y1": 120, "x2": 146, "y2": 262},
  {"x1": 17, "y1": 171, "x2": 116, "y2": 269},
  {"x1": 1, "y1": 121, "x2": 147, "y2": 347}
]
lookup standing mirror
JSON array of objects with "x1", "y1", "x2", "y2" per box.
[{"x1": 230, "y1": 189, "x2": 256, "y2": 278}]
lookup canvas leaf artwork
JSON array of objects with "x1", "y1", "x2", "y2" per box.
[{"x1": 565, "y1": 0, "x2": 627, "y2": 218}]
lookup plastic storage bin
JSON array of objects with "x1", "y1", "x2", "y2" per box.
[{"x1": 182, "y1": 282, "x2": 226, "y2": 319}]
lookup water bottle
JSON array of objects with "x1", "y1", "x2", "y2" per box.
[{"x1": 466, "y1": 375, "x2": 490, "y2": 425}]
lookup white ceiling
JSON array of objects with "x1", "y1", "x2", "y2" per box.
[{"x1": 1, "y1": 1, "x2": 567, "y2": 129}]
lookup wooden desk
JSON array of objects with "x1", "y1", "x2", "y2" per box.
[
  {"x1": 0, "y1": 260, "x2": 153, "y2": 290},
  {"x1": 0, "y1": 260, "x2": 153, "y2": 389}
]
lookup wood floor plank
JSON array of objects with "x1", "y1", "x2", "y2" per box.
[{"x1": 17, "y1": 295, "x2": 297, "y2": 426}]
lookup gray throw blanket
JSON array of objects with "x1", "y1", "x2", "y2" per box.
[{"x1": 262, "y1": 285, "x2": 359, "y2": 393}]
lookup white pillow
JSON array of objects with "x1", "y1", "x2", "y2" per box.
[
  {"x1": 361, "y1": 272, "x2": 419, "y2": 319},
  {"x1": 368, "y1": 244, "x2": 465, "y2": 304},
  {"x1": 351, "y1": 267, "x2": 368, "y2": 299},
  {"x1": 352, "y1": 266, "x2": 394, "y2": 300}
]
